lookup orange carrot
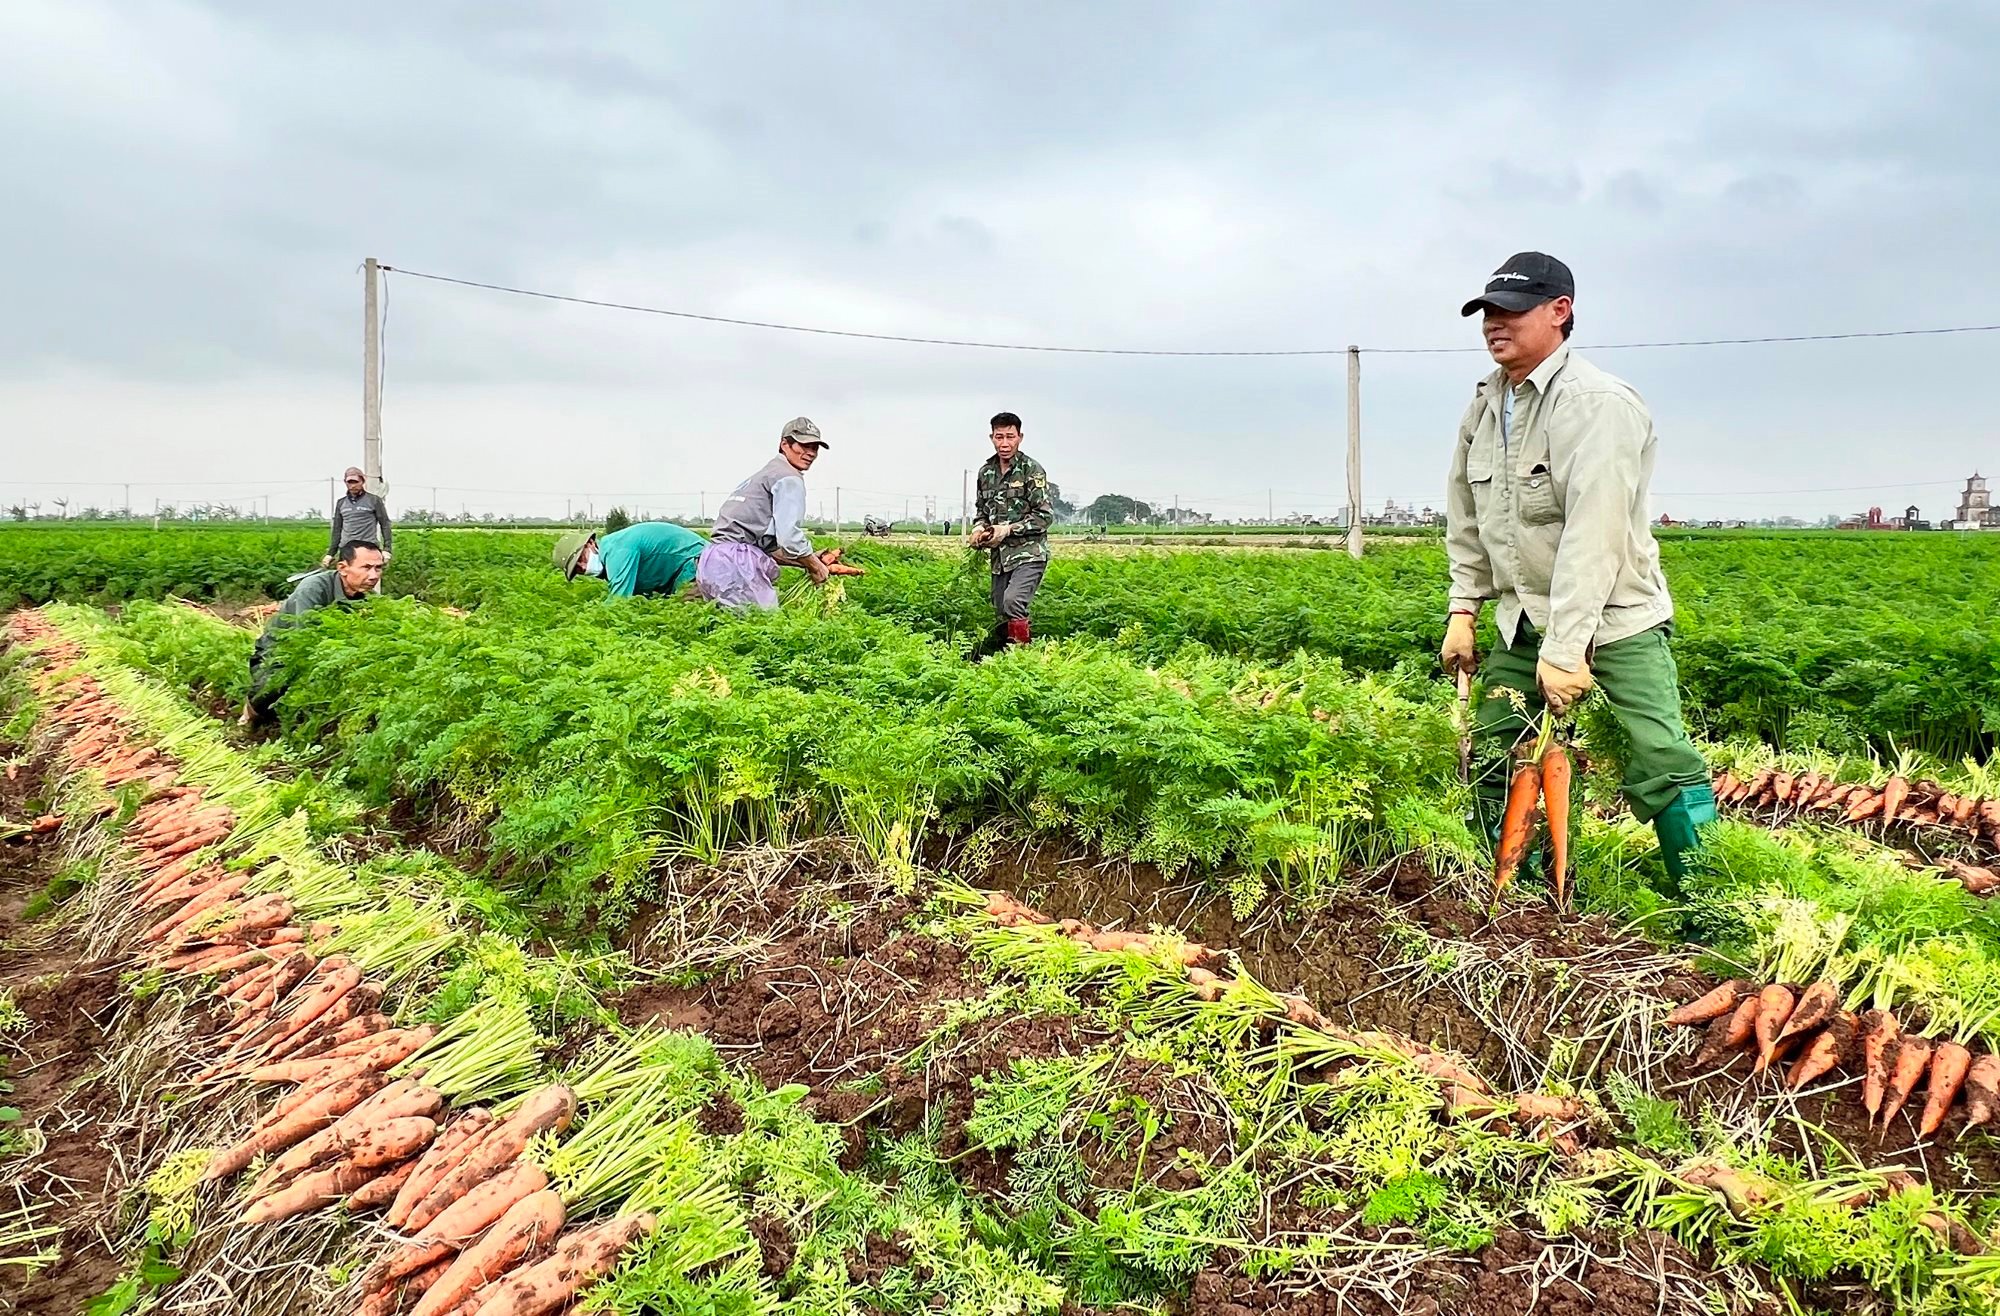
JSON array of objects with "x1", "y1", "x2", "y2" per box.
[
  {"x1": 1880, "y1": 775, "x2": 1910, "y2": 827},
  {"x1": 1714, "y1": 771, "x2": 1741, "y2": 804},
  {"x1": 1962, "y1": 1053, "x2": 2000, "y2": 1130},
  {"x1": 461, "y1": 1211, "x2": 654, "y2": 1316},
  {"x1": 1951, "y1": 795, "x2": 1978, "y2": 828},
  {"x1": 1541, "y1": 743, "x2": 1572, "y2": 906},
  {"x1": 1493, "y1": 758, "x2": 1542, "y2": 898},
  {"x1": 1742, "y1": 768, "x2": 1774, "y2": 803},
  {"x1": 1666, "y1": 979, "x2": 1750, "y2": 1028},
  {"x1": 1771, "y1": 771, "x2": 1796, "y2": 805},
  {"x1": 260, "y1": 983, "x2": 384, "y2": 1065},
  {"x1": 1879, "y1": 1035, "x2": 1932, "y2": 1128},
  {"x1": 408, "y1": 1189, "x2": 568, "y2": 1316},
  {"x1": 141, "y1": 874, "x2": 248, "y2": 943},
  {"x1": 1775, "y1": 979, "x2": 1839, "y2": 1045},
  {"x1": 387, "y1": 1109, "x2": 494, "y2": 1228},
  {"x1": 254, "y1": 1079, "x2": 444, "y2": 1189},
  {"x1": 182, "y1": 893, "x2": 293, "y2": 945},
  {"x1": 1860, "y1": 1009, "x2": 1901, "y2": 1118},
  {"x1": 1919, "y1": 1041, "x2": 1973, "y2": 1139},
  {"x1": 281, "y1": 1012, "x2": 394, "y2": 1063},
  {"x1": 240, "y1": 1160, "x2": 382, "y2": 1224},
  {"x1": 348, "y1": 1156, "x2": 420, "y2": 1212},
  {"x1": 366, "y1": 1162, "x2": 554, "y2": 1297},
  {"x1": 204, "y1": 1070, "x2": 389, "y2": 1180},
  {"x1": 1845, "y1": 791, "x2": 1885, "y2": 823},
  {"x1": 230, "y1": 960, "x2": 361, "y2": 1059},
  {"x1": 359, "y1": 1254, "x2": 454, "y2": 1316},
  {"x1": 1695, "y1": 995, "x2": 1761, "y2": 1069},
  {"x1": 1752, "y1": 984, "x2": 1797, "y2": 1073},
  {"x1": 1788, "y1": 1010, "x2": 1858, "y2": 1090},
  {"x1": 406, "y1": 1086, "x2": 576, "y2": 1232}
]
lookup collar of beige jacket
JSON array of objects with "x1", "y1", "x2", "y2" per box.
[{"x1": 1482, "y1": 341, "x2": 1572, "y2": 397}]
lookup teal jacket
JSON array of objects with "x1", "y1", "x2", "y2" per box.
[{"x1": 596, "y1": 523, "x2": 707, "y2": 597}]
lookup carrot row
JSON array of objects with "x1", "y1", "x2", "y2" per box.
[
  {"x1": 6, "y1": 609, "x2": 658, "y2": 1316},
  {"x1": 1718, "y1": 768, "x2": 2000, "y2": 867},
  {"x1": 1667, "y1": 979, "x2": 1999, "y2": 1139}
]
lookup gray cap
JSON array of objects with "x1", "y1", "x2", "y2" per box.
[{"x1": 780, "y1": 417, "x2": 828, "y2": 448}]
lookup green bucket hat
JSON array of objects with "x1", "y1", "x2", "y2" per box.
[{"x1": 553, "y1": 531, "x2": 594, "y2": 581}]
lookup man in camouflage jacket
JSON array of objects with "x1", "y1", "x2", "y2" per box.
[{"x1": 969, "y1": 410, "x2": 1053, "y2": 656}]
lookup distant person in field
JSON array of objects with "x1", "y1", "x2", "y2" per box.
[
  {"x1": 698, "y1": 417, "x2": 860, "y2": 609},
  {"x1": 325, "y1": 468, "x2": 392, "y2": 569},
  {"x1": 552, "y1": 522, "x2": 707, "y2": 598},
  {"x1": 1441, "y1": 252, "x2": 1715, "y2": 884},
  {"x1": 967, "y1": 410, "x2": 1054, "y2": 657},
  {"x1": 241, "y1": 541, "x2": 383, "y2": 728}
]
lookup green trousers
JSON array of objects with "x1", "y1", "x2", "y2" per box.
[{"x1": 1474, "y1": 622, "x2": 1710, "y2": 826}]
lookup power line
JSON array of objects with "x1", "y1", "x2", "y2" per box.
[{"x1": 381, "y1": 263, "x2": 2000, "y2": 357}]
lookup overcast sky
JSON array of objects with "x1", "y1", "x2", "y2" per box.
[{"x1": 5, "y1": 1, "x2": 1997, "y2": 523}]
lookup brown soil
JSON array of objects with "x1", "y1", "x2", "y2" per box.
[{"x1": 0, "y1": 756, "x2": 136, "y2": 1316}]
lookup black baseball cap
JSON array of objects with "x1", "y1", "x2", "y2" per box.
[{"x1": 1460, "y1": 252, "x2": 1574, "y2": 316}]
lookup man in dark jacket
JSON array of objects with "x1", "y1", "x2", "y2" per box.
[
  {"x1": 324, "y1": 468, "x2": 392, "y2": 568},
  {"x1": 240, "y1": 541, "x2": 383, "y2": 727}
]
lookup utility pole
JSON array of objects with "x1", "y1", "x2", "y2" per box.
[
  {"x1": 1345, "y1": 345, "x2": 1363, "y2": 560},
  {"x1": 123, "y1": 483, "x2": 131, "y2": 520},
  {"x1": 1267, "y1": 488, "x2": 1272, "y2": 524},
  {"x1": 432, "y1": 486, "x2": 439, "y2": 517},
  {"x1": 961, "y1": 470, "x2": 969, "y2": 528},
  {"x1": 363, "y1": 257, "x2": 384, "y2": 489},
  {"x1": 698, "y1": 491, "x2": 705, "y2": 519},
  {"x1": 834, "y1": 487, "x2": 841, "y2": 535}
]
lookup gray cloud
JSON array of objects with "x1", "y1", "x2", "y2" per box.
[{"x1": 3, "y1": 0, "x2": 1997, "y2": 523}]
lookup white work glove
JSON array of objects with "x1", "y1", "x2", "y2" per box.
[
  {"x1": 988, "y1": 521, "x2": 1015, "y2": 545},
  {"x1": 319, "y1": 555, "x2": 334, "y2": 568}
]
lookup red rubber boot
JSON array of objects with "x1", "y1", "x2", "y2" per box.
[{"x1": 1006, "y1": 617, "x2": 1031, "y2": 646}]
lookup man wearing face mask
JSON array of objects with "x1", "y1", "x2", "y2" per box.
[
  {"x1": 1441, "y1": 252, "x2": 1714, "y2": 885},
  {"x1": 553, "y1": 522, "x2": 707, "y2": 598}
]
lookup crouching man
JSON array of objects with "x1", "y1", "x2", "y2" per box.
[{"x1": 240, "y1": 541, "x2": 383, "y2": 727}]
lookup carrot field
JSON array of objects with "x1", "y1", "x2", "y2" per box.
[{"x1": 3, "y1": 526, "x2": 1999, "y2": 1316}]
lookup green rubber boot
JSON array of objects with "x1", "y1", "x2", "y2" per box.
[{"x1": 1653, "y1": 783, "x2": 1720, "y2": 888}]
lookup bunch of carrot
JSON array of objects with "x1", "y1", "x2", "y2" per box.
[
  {"x1": 1716, "y1": 767, "x2": 2000, "y2": 855},
  {"x1": 983, "y1": 890, "x2": 1588, "y2": 1149},
  {"x1": 1493, "y1": 716, "x2": 1573, "y2": 908},
  {"x1": 1667, "y1": 979, "x2": 2000, "y2": 1139}
]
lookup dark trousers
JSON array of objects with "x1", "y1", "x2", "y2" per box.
[{"x1": 990, "y1": 560, "x2": 1047, "y2": 621}]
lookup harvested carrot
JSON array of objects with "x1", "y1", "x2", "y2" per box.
[
  {"x1": 185, "y1": 893, "x2": 294, "y2": 945},
  {"x1": 254, "y1": 1079, "x2": 443, "y2": 1189},
  {"x1": 1742, "y1": 768, "x2": 1774, "y2": 802},
  {"x1": 408, "y1": 1189, "x2": 568, "y2": 1316},
  {"x1": 1951, "y1": 795, "x2": 1978, "y2": 828},
  {"x1": 1665, "y1": 979, "x2": 1750, "y2": 1028},
  {"x1": 1845, "y1": 791, "x2": 1884, "y2": 823},
  {"x1": 1963, "y1": 1053, "x2": 2000, "y2": 1130},
  {"x1": 204, "y1": 1070, "x2": 389, "y2": 1181},
  {"x1": 1879, "y1": 1035, "x2": 1932, "y2": 1129},
  {"x1": 1881, "y1": 775, "x2": 1910, "y2": 827},
  {"x1": 1714, "y1": 771, "x2": 1741, "y2": 803},
  {"x1": 141, "y1": 874, "x2": 248, "y2": 943},
  {"x1": 1919, "y1": 1041, "x2": 1973, "y2": 1139},
  {"x1": 349, "y1": 1155, "x2": 420, "y2": 1212},
  {"x1": 1771, "y1": 772, "x2": 1796, "y2": 805},
  {"x1": 387, "y1": 1109, "x2": 494, "y2": 1228},
  {"x1": 359, "y1": 1254, "x2": 454, "y2": 1316},
  {"x1": 463, "y1": 1211, "x2": 655, "y2": 1316},
  {"x1": 279, "y1": 1012, "x2": 394, "y2": 1064},
  {"x1": 1493, "y1": 757, "x2": 1542, "y2": 898},
  {"x1": 406, "y1": 1085, "x2": 576, "y2": 1232},
  {"x1": 1541, "y1": 743, "x2": 1572, "y2": 906},
  {"x1": 1775, "y1": 979, "x2": 1839, "y2": 1045},
  {"x1": 241, "y1": 1160, "x2": 381, "y2": 1224},
  {"x1": 1788, "y1": 1010, "x2": 1858, "y2": 1090},
  {"x1": 230, "y1": 960, "x2": 361, "y2": 1058},
  {"x1": 1695, "y1": 995, "x2": 1761, "y2": 1069},
  {"x1": 366, "y1": 1163, "x2": 553, "y2": 1296},
  {"x1": 1860, "y1": 1009, "x2": 1900, "y2": 1118},
  {"x1": 1752, "y1": 984, "x2": 1797, "y2": 1073}
]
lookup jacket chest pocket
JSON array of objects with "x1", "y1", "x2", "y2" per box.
[
  {"x1": 1465, "y1": 438, "x2": 1496, "y2": 517},
  {"x1": 1516, "y1": 449, "x2": 1562, "y2": 526}
]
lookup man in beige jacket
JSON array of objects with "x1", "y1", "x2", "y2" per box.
[{"x1": 1441, "y1": 252, "x2": 1715, "y2": 884}]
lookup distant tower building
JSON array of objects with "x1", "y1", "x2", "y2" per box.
[{"x1": 1957, "y1": 474, "x2": 1990, "y2": 526}]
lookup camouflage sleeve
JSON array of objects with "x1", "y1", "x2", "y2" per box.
[
  {"x1": 974, "y1": 469, "x2": 995, "y2": 529},
  {"x1": 1016, "y1": 463, "x2": 1053, "y2": 536}
]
